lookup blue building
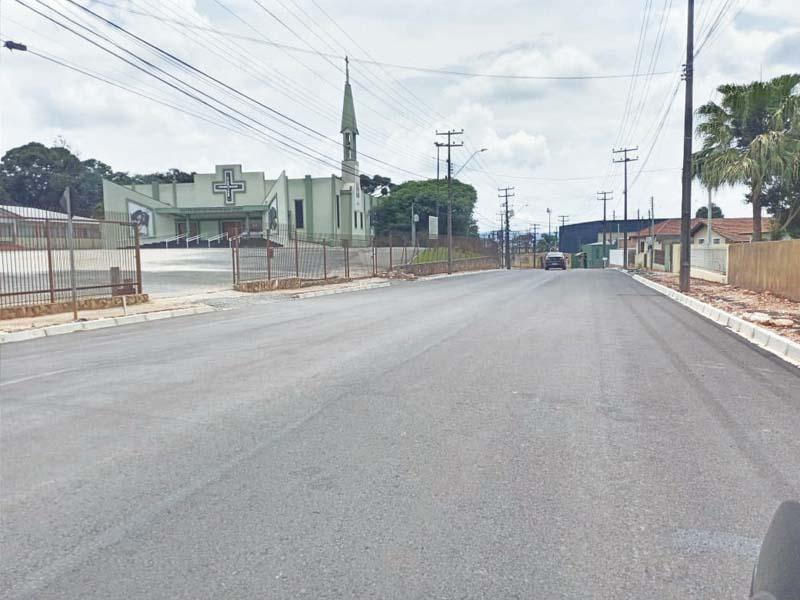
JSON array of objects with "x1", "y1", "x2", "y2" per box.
[{"x1": 559, "y1": 218, "x2": 666, "y2": 254}]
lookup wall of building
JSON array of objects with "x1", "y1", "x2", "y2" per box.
[
  {"x1": 691, "y1": 224, "x2": 725, "y2": 246},
  {"x1": 102, "y1": 180, "x2": 174, "y2": 240}
]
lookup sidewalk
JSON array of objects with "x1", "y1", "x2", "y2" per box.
[{"x1": 0, "y1": 278, "x2": 394, "y2": 343}]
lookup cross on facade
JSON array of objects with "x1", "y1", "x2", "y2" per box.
[{"x1": 212, "y1": 168, "x2": 246, "y2": 205}]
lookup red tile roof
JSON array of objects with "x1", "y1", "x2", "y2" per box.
[{"x1": 630, "y1": 217, "x2": 772, "y2": 242}]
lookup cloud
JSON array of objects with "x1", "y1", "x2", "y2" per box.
[{"x1": 767, "y1": 32, "x2": 800, "y2": 68}]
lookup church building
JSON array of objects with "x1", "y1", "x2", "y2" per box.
[{"x1": 102, "y1": 66, "x2": 374, "y2": 244}]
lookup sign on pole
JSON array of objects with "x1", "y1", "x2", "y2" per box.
[{"x1": 428, "y1": 215, "x2": 439, "y2": 239}]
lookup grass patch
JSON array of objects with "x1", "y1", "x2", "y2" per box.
[{"x1": 412, "y1": 247, "x2": 483, "y2": 264}]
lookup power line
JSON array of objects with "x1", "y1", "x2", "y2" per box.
[{"x1": 42, "y1": 0, "x2": 680, "y2": 81}]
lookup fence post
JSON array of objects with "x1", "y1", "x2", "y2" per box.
[
  {"x1": 388, "y1": 234, "x2": 393, "y2": 272},
  {"x1": 231, "y1": 237, "x2": 238, "y2": 286},
  {"x1": 323, "y1": 239, "x2": 327, "y2": 281},
  {"x1": 344, "y1": 239, "x2": 350, "y2": 279},
  {"x1": 266, "y1": 229, "x2": 272, "y2": 283},
  {"x1": 133, "y1": 225, "x2": 143, "y2": 294},
  {"x1": 372, "y1": 238, "x2": 377, "y2": 276},
  {"x1": 44, "y1": 219, "x2": 56, "y2": 303},
  {"x1": 294, "y1": 235, "x2": 300, "y2": 278}
]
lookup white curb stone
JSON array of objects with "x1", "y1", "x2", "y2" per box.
[
  {"x1": 0, "y1": 305, "x2": 219, "y2": 345},
  {"x1": 291, "y1": 282, "x2": 391, "y2": 299},
  {"x1": 632, "y1": 274, "x2": 800, "y2": 368}
]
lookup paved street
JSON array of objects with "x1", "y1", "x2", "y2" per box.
[{"x1": 1, "y1": 269, "x2": 798, "y2": 599}]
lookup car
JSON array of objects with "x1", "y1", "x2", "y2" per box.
[{"x1": 544, "y1": 251, "x2": 567, "y2": 270}]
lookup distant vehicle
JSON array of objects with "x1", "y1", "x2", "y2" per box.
[{"x1": 544, "y1": 251, "x2": 567, "y2": 270}]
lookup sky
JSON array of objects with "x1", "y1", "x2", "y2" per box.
[{"x1": 1, "y1": 0, "x2": 799, "y2": 233}]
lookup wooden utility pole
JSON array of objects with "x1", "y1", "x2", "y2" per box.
[
  {"x1": 498, "y1": 187, "x2": 515, "y2": 270},
  {"x1": 679, "y1": 0, "x2": 695, "y2": 291},
  {"x1": 613, "y1": 147, "x2": 639, "y2": 269},
  {"x1": 597, "y1": 191, "x2": 613, "y2": 261},
  {"x1": 436, "y1": 129, "x2": 463, "y2": 274}
]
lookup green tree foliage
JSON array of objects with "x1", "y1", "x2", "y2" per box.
[
  {"x1": 370, "y1": 178, "x2": 478, "y2": 237},
  {"x1": 0, "y1": 140, "x2": 196, "y2": 216},
  {"x1": 695, "y1": 203, "x2": 724, "y2": 219},
  {"x1": 693, "y1": 74, "x2": 800, "y2": 240},
  {"x1": 359, "y1": 174, "x2": 395, "y2": 196}
]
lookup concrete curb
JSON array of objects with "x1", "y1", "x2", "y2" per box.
[
  {"x1": 0, "y1": 305, "x2": 217, "y2": 345},
  {"x1": 632, "y1": 274, "x2": 800, "y2": 368},
  {"x1": 417, "y1": 269, "x2": 504, "y2": 282},
  {"x1": 291, "y1": 282, "x2": 391, "y2": 299}
]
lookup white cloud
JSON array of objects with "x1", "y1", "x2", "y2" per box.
[{"x1": 1, "y1": 0, "x2": 798, "y2": 230}]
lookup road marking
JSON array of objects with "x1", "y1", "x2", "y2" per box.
[{"x1": 0, "y1": 368, "x2": 77, "y2": 388}]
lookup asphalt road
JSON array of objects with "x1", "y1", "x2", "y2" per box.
[{"x1": 1, "y1": 269, "x2": 798, "y2": 599}]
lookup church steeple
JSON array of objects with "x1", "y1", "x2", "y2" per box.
[{"x1": 341, "y1": 56, "x2": 359, "y2": 183}]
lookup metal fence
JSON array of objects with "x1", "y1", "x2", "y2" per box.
[
  {"x1": 231, "y1": 226, "x2": 499, "y2": 284},
  {"x1": 690, "y1": 246, "x2": 728, "y2": 274},
  {"x1": 0, "y1": 217, "x2": 142, "y2": 308}
]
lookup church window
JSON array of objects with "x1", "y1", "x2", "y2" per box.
[
  {"x1": 336, "y1": 195, "x2": 340, "y2": 228},
  {"x1": 354, "y1": 211, "x2": 358, "y2": 229},
  {"x1": 359, "y1": 212, "x2": 363, "y2": 229},
  {"x1": 294, "y1": 199, "x2": 304, "y2": 229}
]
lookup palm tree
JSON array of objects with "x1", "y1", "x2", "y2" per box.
[{"x1": 693, "y1": 74, "x2": 800, "y2": 241}]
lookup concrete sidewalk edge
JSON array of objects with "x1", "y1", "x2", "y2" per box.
[
  {"x1": 0, "y1": 305, "x2": 217, "y2": 345},
  {"x1": 291, "y1": 282, "x2": 391, "y2": 299},
  {"x1": 632, "y1": 274, "x2": 800, "y2": 368}
]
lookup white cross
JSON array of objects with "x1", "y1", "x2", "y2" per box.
[{"x1": 212, "y1": 169, "x2": 246, "y2": 205}]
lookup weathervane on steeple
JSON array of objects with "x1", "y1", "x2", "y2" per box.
[{"x1": 345, "y1": 55, "x2": 350, "y2": 83}]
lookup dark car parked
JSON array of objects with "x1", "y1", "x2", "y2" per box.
[{"x1": 544, "y1": 251, "x2": 567, "y2": 270}]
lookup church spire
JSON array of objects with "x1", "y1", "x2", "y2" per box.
[{"x1": 340, "y1": 56, "x2": 358, "y2": 135}]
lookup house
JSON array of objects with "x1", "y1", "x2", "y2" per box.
[
  {"x1": 629, "y1": 217, "x2": 774, "y2": 251},
  {"x1": 628, "y1": 217, "x2": 775, "y2": 274},
  {"x1": 0, "y1": 205, "x2": 102, "y2": 249}
]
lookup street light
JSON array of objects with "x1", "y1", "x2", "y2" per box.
[{"x1": 453, "y1": 148, "x2": 488, "y2": 177}]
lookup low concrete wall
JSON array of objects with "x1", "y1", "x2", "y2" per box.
[
  {"x1": 728, "y1": 239, "x2": 800, "y2": 301},
  {"x1": 1, "y1": 294, "x2": 149, "y2": 320},
  {"x1": 234, "y1": 276, "x2": 350, "y2": 293},
  {"x1": 398, "y1": 256, "x2": 500, "y2": 276}
]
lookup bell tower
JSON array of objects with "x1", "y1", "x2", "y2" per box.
[{"x1": 341, "y1": 56, "x2": 359, "y2": 188}]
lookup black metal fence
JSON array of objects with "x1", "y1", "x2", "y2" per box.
[
  {"x1": 0, "y1": 217, "x2": 142, "y2": 308},
  {"x1": 231, "y1": 226, "x2": 499, "y2": 284}
]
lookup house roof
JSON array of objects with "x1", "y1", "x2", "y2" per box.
[
  {"x1": 0, "y1": 204, "x2": 96, "y2": 221},
  {"x1": 629, "y1": 217, "x2": 772, "y2": 241}
]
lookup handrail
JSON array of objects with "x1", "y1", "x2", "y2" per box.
[
  {"x1": 164, "y1": 232, "x2": 187, "y2": 248},
  {"x1": 205, "y1": 232, "x2": 228, "y2": 247},
  {"x1": 185, "y1": 234, "x2": 201, "y2": 246}
]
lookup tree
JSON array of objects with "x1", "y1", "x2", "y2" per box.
[
  {"x1": 360, "y1": 174, "x2": 394, "y2": 196},
  {"x1": 0, "y1": 140, "x2": 198, "y2": 217},
  {"x1": 0, "y1": 142, "x2": 86, "y2": 212},
  {"x1": 370, "y1": 178, "x2": 478, "y2": 237},
  {"x1": 695, "y1": 203, "x2": 724, "y2": 218},
  {"x1": 693, "y1": 74, "x2": 800, "y2": 240}
]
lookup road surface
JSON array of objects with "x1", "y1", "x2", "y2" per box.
[{"x1": 1, "y1": 270, "x2": 798, "y2": 599}]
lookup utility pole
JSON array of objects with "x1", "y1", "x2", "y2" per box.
[
  {"x1": 499, "y1": 187, "x2": 515, "y2": 270},
  {"x1": 531, "y1": 223, "x2": 540, "y2": 256},
  {"x1": 597, "y1": 191, "x2": 612, "y2": 259},
  {"x1": 613, "y1": 146, "x2": 639, "y2": 269},
  {"x1": 679, "y1": 0, "x2": 695, "y2": 292},
  {"x1": 557, "y1": 215, "x2": 569, "y2": 251},
  {"x1": 650, "y1": 196, "x2": 655, "y2": 269},
  {"x1": 706, "y1": 187, "x2": 713, "y2": 248},
  {"x1": 546, "y1": 208, "x2": 552, "y2": 248},
  {"x1": 411, "y1": 200, "x2": 417, "y2": 247},
  {"x1": 436, "y1": 129, "x2": 463, "y2": 274},
  {"x1": 435, "y1": 143, "x2": 441, "y2": 180}
]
